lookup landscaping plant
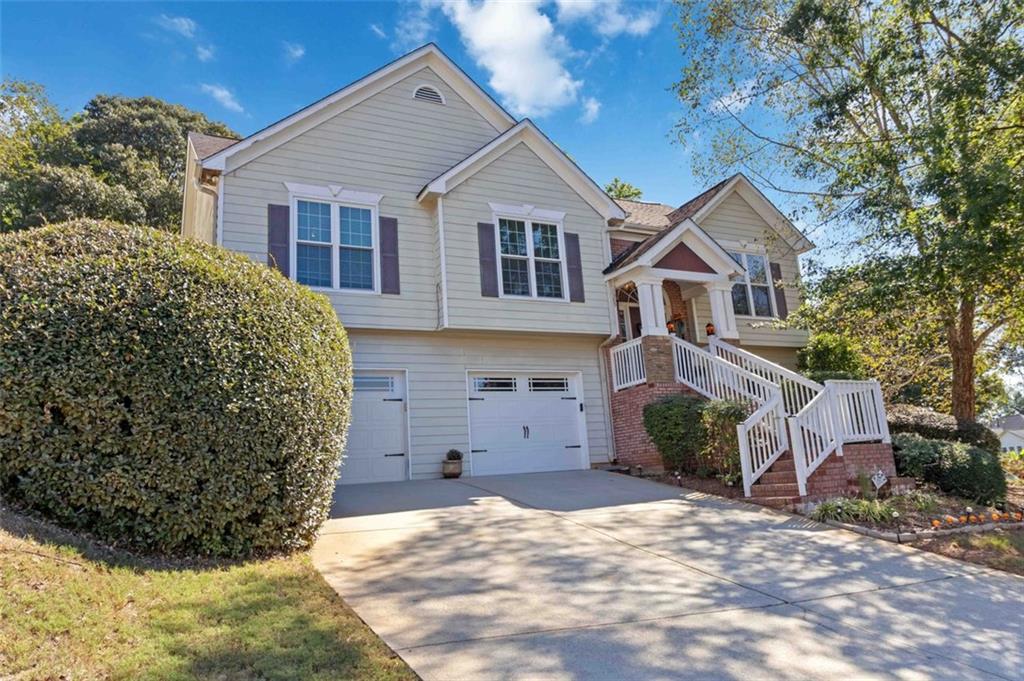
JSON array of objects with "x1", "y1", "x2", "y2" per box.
[
  {"x1": 698, "y1": 400, "x2": 747, "y2": 485},
  {"x1": 887, "y1": 404, "x2": 1000, "y2": 453},
  {"x1": 0, "y1": 220, "x2": 352, "y2": 557},
  {"x1": 892, "y1": 433, "x2": 1006, "y2": 505},
  {"x1": 642, "y1": 395, "x2": 706, "y2": 472}
]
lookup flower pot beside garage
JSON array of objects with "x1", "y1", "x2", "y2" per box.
[{"x1": 442, "y1": 449, "x2": 463, "y2": 478}]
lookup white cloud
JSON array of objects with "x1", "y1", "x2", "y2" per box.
[
  {"x1": 580, "y1": 96, "x2": 601, "y2": 124},
  {"x1": 156, "y1": 14, "x2": 197, "y2": 39},
  {"x1": 710, "y1": 79, "x2": 757, "y2": 114},
  {"x1": 283, "y1": 41, "x2": 306, "y2": 64},
  {"x1": 200, "y1": 84, "x2": 244, "y2": 113},
  {"x1": 554, "y1": 0, "x2": 660, "y2": 37},
  {"x1": 369, "y1": 23, "x2": 387, "y2": 39},
  {"x1": 393, "y1": 2, "x2": 436, "y2": 51},
  {"x1": 196, "y1": 44, "x2": 215, "y2": 62},
  {"x1": 437, "y1": 0, "x2": 581, "y2": 117}
]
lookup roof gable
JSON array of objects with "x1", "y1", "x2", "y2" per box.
[
  {"x1": 604, "y1": 218, "x2": 742, "y2": 278},
  {"x1": 418, "y1": 120, "x2": 626, "y2": 223},
  {"x1": 201, "y1": 43, "x2": 516, "y2": 171}
]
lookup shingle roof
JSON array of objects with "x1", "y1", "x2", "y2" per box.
[
  {"x1": 605, "y1": 176, "x2": 738, "y2": 274},
  {"x1": 995, "y1": 413, "x2": 1024, "y2": 431},
  {"x1": 188, "y1": 131, "x2": 239, "y2": 159},
  {"x1": 615, "y1": 199, "x2": 676, "y2": 229}
]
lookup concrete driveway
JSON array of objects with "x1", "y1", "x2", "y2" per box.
[{"x1": 312, "y1": 470, "x2": 1023, "y2": 680}]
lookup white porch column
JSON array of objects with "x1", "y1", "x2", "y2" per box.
[
  {"x1": 635, "y1": 277, "x2": 667, "y2": 336},
  {"x1": 705, "y1": 280, "x2": 739, "y2": 339}
]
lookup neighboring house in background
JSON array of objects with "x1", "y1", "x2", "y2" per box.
[
  {"x1": 181, "y1": 44, "x2": 895, "y2": 506},
  {"x1": 993, "y1": 414, "x2": 1024, "y2": 453}
]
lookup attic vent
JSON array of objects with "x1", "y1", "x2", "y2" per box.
[{"x1": 413, "y1": 85, "x2": 444, "y2": 105}]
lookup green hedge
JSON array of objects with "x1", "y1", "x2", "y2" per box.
[
  {"x1": 642, "y1": 395, "x2": 705, "y2": 472},
  {"x1": 887, "y1": 403, "x2": 1000, "y2": 453},
  {"x1": 0, "y1": 220, "x2": 352, "y2": 557},
  {"x1": 892, "y1": 433, "x2": 1006, "y2": 505},
  {"x1": 643, "y1": 395, "x2": 746, "y2": 484}
]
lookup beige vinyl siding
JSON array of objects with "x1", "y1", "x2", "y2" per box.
[
  {"x1": 348, "y1": 329, "x2": 611, "y2": 479},
  {"x1": 218, "y1": 66, "x2": 499, "y2": 330},
  {"x1": 695, "y1": 192, "x2": 809, "y2": 348},
  {"x1": 442, "y1": 142, "x2": 613, "y2": 335}
]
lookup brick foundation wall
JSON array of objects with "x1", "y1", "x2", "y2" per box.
[
  {"x1": 805, "y1": 441, "x2": 905, "y2": 498},
  {"x1": 606, "y1": 336, "x2": 700, "y2": 472},
  {"x1": 608, "y1": 382, "x2": 698, "y2": 471}
]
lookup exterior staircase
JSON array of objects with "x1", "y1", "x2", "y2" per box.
[{"x1": 610, "y1": 333, "x2": 892, "y2": 502}]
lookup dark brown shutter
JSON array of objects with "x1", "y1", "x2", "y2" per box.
[
  {"x1": 565, "y1": 232, "x2": 585, "y2": 303},
  {"x1": 268, "y1": 204, "x2": 290, "y2": 277},
  {"x1": 379, "y1": 216, "x2": 400, "y2": 294},
  {"x1": 769, "y1": 262, "x2": 788, "y2": 319},
  {"x1": 478, "y1": 222, "x2": 499, "y2": 297}
]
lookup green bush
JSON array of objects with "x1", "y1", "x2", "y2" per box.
[
  {"x1": 811, "y1": 497, "x2": 897, "y2": 524},
  {"x1": 803, "y1": 369, "x2": 859, "y2": 384},
  {"x1": 0, "y1": 220, "x2": 352, "y2": 557},
  {"x1": 892, "y1": 433, "x2": 1006, "y2": 505},
  {"x1": 699, "y1": 400, "x2": 747, "y2": 485},
  {"x1": 887, "y1": 403, "x2": 999, "y2": 453},
  {"x1": 797, "y1": 333, "x2": 865, "y2": 379},
  {"x1": 642, "y1": 395, "x2": 705, "y2": 472}
]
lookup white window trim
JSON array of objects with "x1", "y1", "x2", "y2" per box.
[
  {"x1": 728, "y1": 249, "x2": 776, "y2": 320},
  {"x1": 288, "y1": 187, "x2": 383, "y2": 295},
  {"x1": 493, "y1": 212, "x2": 569, "y2": 302}
]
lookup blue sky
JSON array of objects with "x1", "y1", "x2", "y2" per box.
[{"x1": 2, "y1": 1, "x2": 708, "y2": 208}]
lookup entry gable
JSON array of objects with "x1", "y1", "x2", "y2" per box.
[{"x1": 654, "y1": 242, "x2": 716, "y2": 274}]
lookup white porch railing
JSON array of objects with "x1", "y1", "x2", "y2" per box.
[
  {"x1": 787, "y1": 379, "x2": 890, "y2": 496},
  {"x1": 707, "y1": 337, "x2": 823, "y2": 415},
  {"x1": 829, "y1": 380, "x2": 891, "y2": 443},
  {"x1": 610, "y1": 337, "x2": 646, "y2": 391},
  {"x1": 670, "y1": 337, "x2": 789, "y2": 493}
]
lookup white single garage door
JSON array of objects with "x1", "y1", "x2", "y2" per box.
[
  {"x1": 468, "y1": 372, "x2": 587, "y2": 476},
  {"x1": 338, "y1": 370, "x2": 408, "y2": 485}
]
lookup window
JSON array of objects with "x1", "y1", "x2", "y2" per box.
[
  {"x1": 728, "y1": 251, "x2": 774, "y2": 318},
  {"x1": 473, "y1": 377, "x2": 517, "y2": 392},
  {"x1": 293, "y1": 198, "x2": 377, "y2": 292},
  {"x1": 497, "y1": 217, "x2": 566, "y2": 299},
  {"x1": 528, "y1": 377, "x2": 569, "y2": 392},
  {"x1": 353, "y1": 374, "x2": 394, "y2": 393}
]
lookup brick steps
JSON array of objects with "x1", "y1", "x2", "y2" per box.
[
  {"x1": 750, "y1": 482, "x2": 801, "y2": 497},
  {"x1": 747, "y1": 496, "x2": 803, "y2": 510}
]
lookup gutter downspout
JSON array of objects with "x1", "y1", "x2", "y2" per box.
[
  {"x1": 437, "y1": 195, "x2": 450, "y2": 329},
  {"x1": 597, "y1": 228, "x2": 621, "y2": 464}
]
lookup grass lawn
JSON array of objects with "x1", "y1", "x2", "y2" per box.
[
  {"x1": 911, "y1": 528, "x2": 1024, "y2": 576},
  {"x1": 0, "y1": 508, "x2": 417, "y2": 681}
]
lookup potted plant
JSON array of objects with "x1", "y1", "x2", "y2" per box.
[{"x1": 442, "y1": 449, "x2": 463, "y2": 478}]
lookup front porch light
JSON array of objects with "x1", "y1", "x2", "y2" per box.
[{"x1": 705, "y1": 322, "x2": 716, "y2": 337}]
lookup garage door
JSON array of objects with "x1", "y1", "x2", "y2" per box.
[
  {"x1": 338, "y1": 370, "x2": 407, "y2": 485},
  {"x1": 468, "y1": 372, "x2": 586, "y2": 476}
]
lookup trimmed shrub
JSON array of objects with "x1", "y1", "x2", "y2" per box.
[
  {"x1": 892, "y1": 433, "x2": 1006, "y2": 505},
  {"x1": 887, "y1": 404, "x2": 999, "y2": 453},
  {"x1": 699, "y1": 400, "x2": 746, "y2": 485},
  {"x1": 803, "y1": 369, "x2": 859, "y2": 384},
  {"x1": 642, "y1": 395, "x2": 705, "y2": 472},
  {"x1": 0, "y1": 220, "x2": 352, "y2": 557},
  {"x1": 797, "y1": 333, "x2": 865, "y2": 379}
]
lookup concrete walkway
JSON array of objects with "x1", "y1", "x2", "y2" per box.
[{"x1": 312, "y1": 470, "x2": 1023, "y2": 680}]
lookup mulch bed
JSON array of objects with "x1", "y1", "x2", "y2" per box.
[
  {"x1": 910, "y1": 528, "x2": 1024, "y2": 576},
  {"x1": 652, "y1": 472, "x2": 745, "y2": 498}
]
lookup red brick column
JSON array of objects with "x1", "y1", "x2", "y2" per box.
[{"x1": 805, "y1": 441, "x2": 910, "y2": 498}]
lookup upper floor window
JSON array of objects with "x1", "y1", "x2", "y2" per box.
[
  {"x1": 295, "y1": 198, "x2": 376, "y2": 292},
  {"x1": 497, "y1": 217, "x2": 566, "y2": 299},
  {"x1": 728, "y1": 251, "x2": 774, "y2": 318}
]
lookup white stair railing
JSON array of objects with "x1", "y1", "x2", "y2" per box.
[
  {"x1": 610, "y1": 337, "x2": 645, "y2": 391},
  {"x1": 787, "y1": 379, "x2": 890, "y2": 496},
  {"x1": 670, "y1": 337, "x2": 789, "y2": 494},
  {"x1": 707, "y1": 337, "x2": 823, "y2": 415}
]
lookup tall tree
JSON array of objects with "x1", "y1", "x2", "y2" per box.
[
  {"x1": 0, "y1": 81, "x2": 236, "y2": 232},
  {"x1": 673, "y1": 0, "x2": 1024, "y2": 420},
  {"x1": 604, "y1": 177, "x2": 644, "y2": 200}
]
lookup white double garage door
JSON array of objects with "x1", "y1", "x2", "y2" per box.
[{"x1": 339, "y1": 369, "x2": 588, "y2": 484}]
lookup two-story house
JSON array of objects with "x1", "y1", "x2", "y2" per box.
[{"x1": 182, "y1": 44, "x2": 896, "y2": 506}]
